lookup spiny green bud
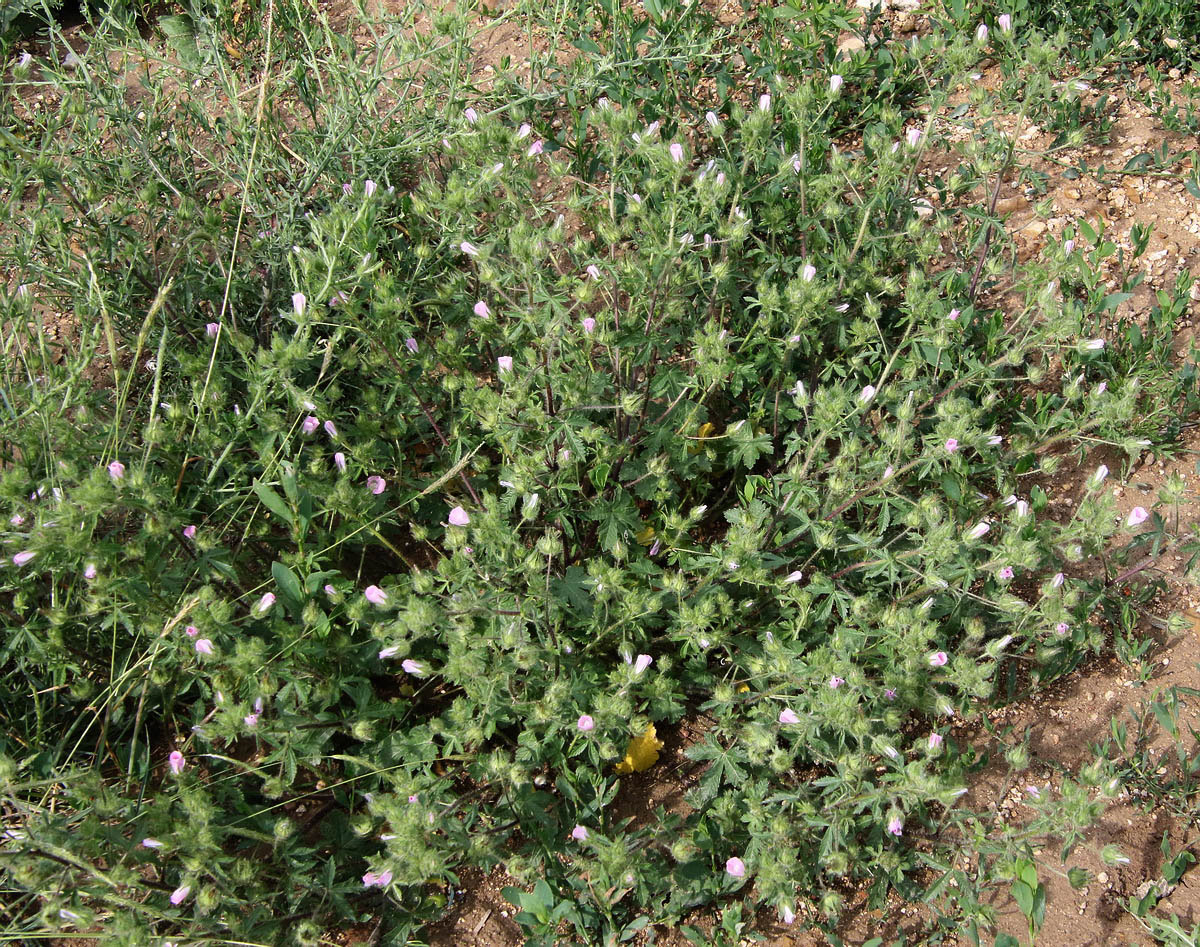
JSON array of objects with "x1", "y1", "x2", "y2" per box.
[
  {"x1": 1005, "y1": 743, "x2": 1029, "y2": 771},
  {"x1": 1101, "y1": 843, "x2": 1130, "y2": 866}
]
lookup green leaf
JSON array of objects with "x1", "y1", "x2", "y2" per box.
[
  {"x1": 271, "y1": 562, "x2": 305, "y2": 611},
  {"x1": 253, "y1": 480, "x2": 294, "y2": 526},
  {"x1": 1011, "y1": 879, "x2": 1034, "y2": 918},
  {"x1": 1100, "y1": 291, "x2": 1134, "y2": 312},
  {"x1": 589, "y1": 462, "x2": 611, "y2": 491},
  {"x1": 1152, "y1": 700, "x2": 1178, "y2": 738},
  {"x1": 158, "y1": 15, "x2": 202, "y2": 71},
  {"x1": 1122, "y1": 153, "x2": 1153, "y2": 173}
]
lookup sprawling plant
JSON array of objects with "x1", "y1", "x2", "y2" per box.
[{"x1": 0, "y1": 0, "x2": 1193, "y2": 943}]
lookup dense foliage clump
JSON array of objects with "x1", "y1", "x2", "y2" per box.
[{"x1": 0, "y1": 0, "x2": 1196, "y2": 943}]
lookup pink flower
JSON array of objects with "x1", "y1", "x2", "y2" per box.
[
  {"x1": 254, "y1": 592, "x2": 276, "y2": 615},
  {"x1": 343, "y1": 182, "x2": 353, "y2": 197},
  {"x1": 1052, "y1": 572, "x2": 1065, "y2": 588},
  {"x1": 301, "y1": 416, "x2": 320, "y2": 435},
  {"x1": 784, "y1": 570, "x2": 803, "y2": 584},
  {"x1": 12, "y1": 550, "x2": 35, "y2": 567},
  {"x1": 464, "y1": 107, "x2": 478, "y2": 123},
  {"x1": 195, "y1": 638, "x2": 214, "y2": 655},
  {"x1": 364, "y1": 585, "x2": 388, "y2": 606},
  {"x1": 362, "y1": 869, "x2": 393, "y2": 888},
  {"x1": 516, "y1": 122, "x2": 531, "y2": 139},
  {"x1": 906, "y1": 127, "x2": 922, "y2": 148},
  {"x1": 461, "y1": 241, "x2": 479, "y2": 256},
  {"x1": 781, "y1": 905, "x2": 796, "y2": 925},
  {"x1": 378, "y1": 646, "x2": 399, "y2": 659},
  {"x1": 405, "y1": 337, "x2": 418, "y2": 353},
  {"x1": 948, "y1": 308, "x2": 960, "y2": 321},
  {"x1": 168, "y1": 751, "x2": 185, "y2": 775},
  {"x1": 185, "y1": 625, "x2": 199, "y2": 638},
  {"x1": 929, "y1": 733, "x2": 943, "y2": 750},
  {"x1": 364, "y1": 179, "x2": 376, "y2": 197},
  {"x1": 975, "y1": 22, "x2": 988, "y2": 41},
  {"x1": 182, "y1": 525, "x2": 196, "y2": 540},
  {"x1": 497, "y1": 356, "x2": 513, "y2": 373},
  {"x1": 83, "y1": 563, "x2": 97, "y2": 579},
  {"x1": 966, "y1": 521, "x2": 990, "y2": 540},
  {"x1": 725, "y1": 856, "x2": 746, "y2": 878},
  {"x1": 367, "y1": 476, "x2": 386, "y2": 495},
  {"x1": 322, "y1": 420, "x2": 337, "y2": 438},
  {"x1": 10, "y1": 513, "x2": 24, "y2": 526},
  {"x1": 998, "y1": 13, "x2": 1012, "y2": 32},
  {"x1": 1015, "y1": 500, "x2": 1029, "y2": 517},
  {"x1": 884, "y1": 687, "x2": 897, "y2": 701},
  {"x1": 830, "y1": 74, "x2": 843, "y2": 93},
  {"x1": 448, "y1": 506, "x2": 470, "y2": 526},
  {"x1": 108, "y1": 461, "x2": 126, "y2": 481},
  {"x1": 929, "y1": 651, "x2": 948, "y2": 667},
  {"x1": 632, "y1": 654, "x2": 653, "y2": 676},
  {"x1": 571, "y1": 825, "x2": 589, "y2": 841},
  {"x1": 998, "y1": 566, "x2": 1015, "y2": 580},
  {"x1": 759, "y1": 93, "x2": 772, "y2": 111},
  {"x1": 706, "y1": 111, "x2": 719, "y2": 127},
  {"x1": 582, "y1": 317, "x2": 596, "y2": 333},
  {"x1": 292, "y1": 292, "x2": 306, "y2": 317},
  {"x1": 334, "y1": 452, "x2": 347, "y2": 473},
  {"x1": 586, "y1": 264, "x2": 601, "y2": 281},
  {"x1": 828, "y1": 675, "x2": 844, "y2": 689},
  {"x1": 244, "y1": 712, "x2": 260, "y2": 728},
  {"x1": 887, "y1": 817, "x2": 903, "y2": 837},
  {"x1": 577, "y1": 714, "x2": 595, "y2": 732},
  {"x1": 1083, "y1": 338, "x2": 1105, "y2": 351},
  {"x1": 945, "y1": 438, "x2": 959, "y2": 453},
  {"x1": 669, "y1": 142, "x2": 684, "y2": 163},
  {"x1": 142, "y1": 837, "x2": 163, "y2": 848},
  {"x1": 1064, "y1": 239, "x2": 1075, "y2": 253},
  {"x1": 205, "y1": 322, "x2": 220, "y2": 337},
  {"x1": 169, "y1": 884, "x2": 191, "y2": 905},
  {"x1": 1126, "y1": 507, "x2": 1149, "y2": 527},
  {"x1": 401, "y1": 659, "x2": 425, "y2": 677},
  {"x1": 779, "y1": 708, "x2": 800, "y2": 725},
  {"x1": 801, "y1": 263, "x2": 816, "y2": 282},
  {"x1": 1055, "y1": 622, "x2": 1069, "y2": 635},
  {"x1": 527, "y1": 139, "x2": 544, "y2": 157},
  {"x1": 859, "y1": 384, "x2": 876, "y2": 403},
  {"x1": 473, "y1": 300, "x2": 491, "y2": 318}
]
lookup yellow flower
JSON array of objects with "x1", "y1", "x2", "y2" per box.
[
  {"x1": 688, "y1": 422, "x2": 716, "y2": 455},
  {"x1": 736, "y1": 683, "x2": 750, "y2": 694},
  {"x1": 615, "y1": 724, "x2": 664, "y2": 775}
]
